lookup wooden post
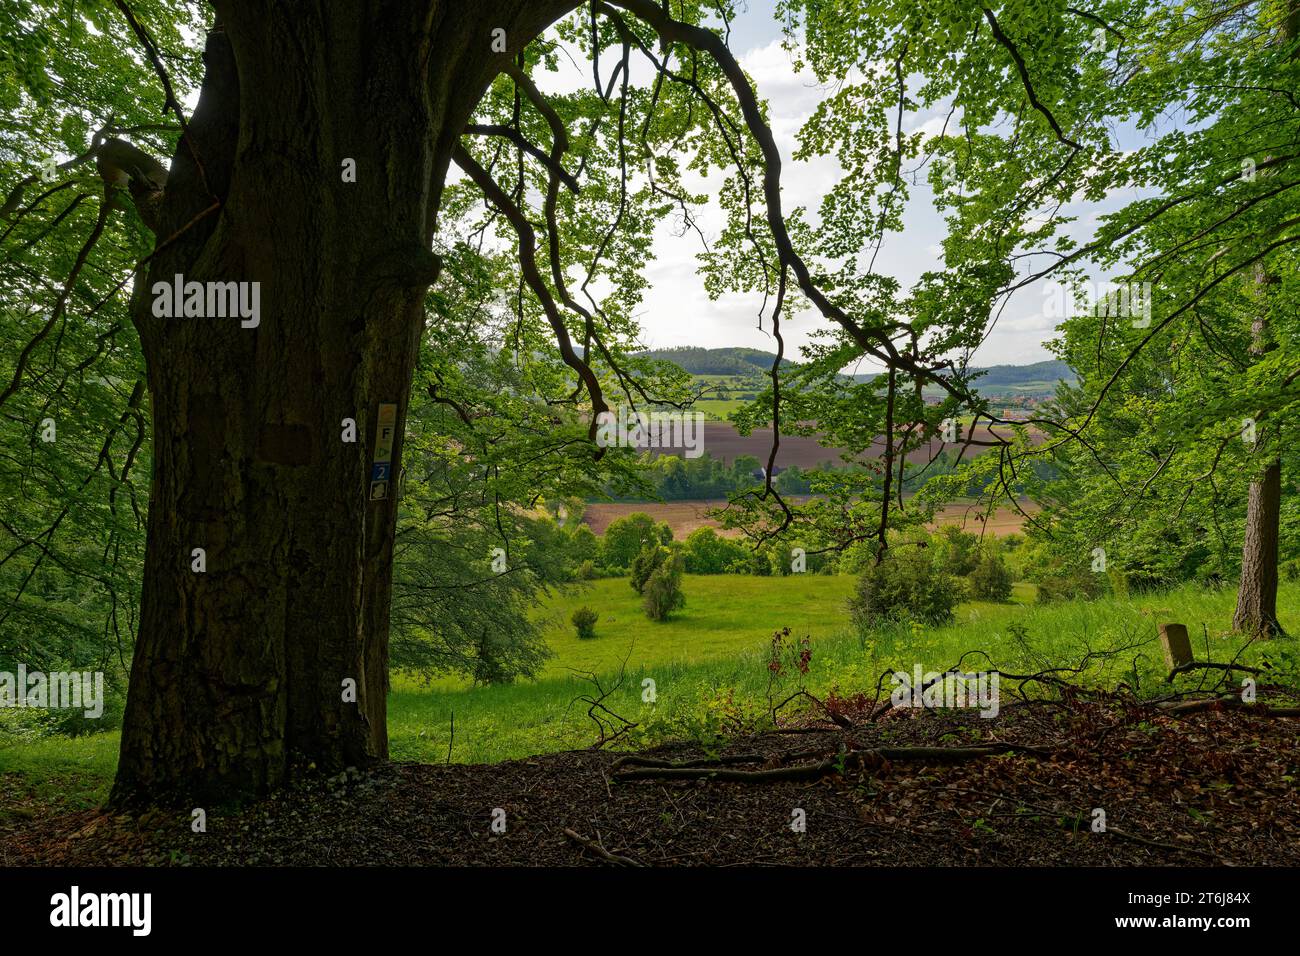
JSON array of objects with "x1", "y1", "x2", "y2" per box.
[{"x1": 1158, "y1": 623, "x2": 1194, "y2": 670}]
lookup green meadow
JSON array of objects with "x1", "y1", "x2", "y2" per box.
[
  {"x1": 4, "y1": 574, "x2": 1296, "y2": 811},
  {"x1": 690, "y1": 397, "x2": 749, "y2": 420}
]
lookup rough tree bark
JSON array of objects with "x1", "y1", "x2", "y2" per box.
[
  {"x1": 1233, "y1": 461, "x2": 1283, "y2": 637},
  {"x1": 112, "y1": 0, "x2": 579, "y2": 807},
  {"x1": 1231, "y1": 255, "x2": 1285, "y2": 639}
]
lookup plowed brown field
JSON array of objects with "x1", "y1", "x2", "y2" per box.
[
  {"x1": 581, "y1": 498, "x2": 1036, "y2": 538},
  {"x1": 642, "y1": 421, "x2": 1031, "y2": 469}
]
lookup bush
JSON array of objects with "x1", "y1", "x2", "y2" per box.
[
  {"x1": 11, "y1": 683, "x2": 126, "y2": 738},
  {"x1": 601, "y1": 513, "x2": 670, "y2": 571},
  {"x1": 779, "y1": 542, "x2": 833, "y2": 575},
  {"x1": 643, "y1": 553, "x2": 686, "y2": 621},
  {"x1": 934, "y1": 525, "x2": 980, "y2": 576},
  {"x1": 571, "y1": 605, "x2": 599, "y2": 639},
  {"x1": 630, "y1": 543, "x2": 670, "y2": 594},
  {"x1": 848, "y1": 547, "x2": 963, "y2": 631},
  {"x1": 682, "y1": 527, "x2": 750, "y2": 574},
  {"x1": 1036, "y1": 570, "x2": 1106, "y2": 603},
  {"x1": 968, "y1": 554, "x2": 1013, "y2": 601},
  {"x1": 567, "y1": 524, "x2": 600, "y2": 564}
]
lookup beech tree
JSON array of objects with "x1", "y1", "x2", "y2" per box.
[
  {"x1": 3, "y1": 0, "x2": 1000, "y2": 805},
  {"x1": 7, "y1": 0, "x2": 1291, "y2": 809}
]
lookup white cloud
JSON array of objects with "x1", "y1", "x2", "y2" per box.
[{"x1": 500, "y1": 16, "x2": 1062, "y2": 368}]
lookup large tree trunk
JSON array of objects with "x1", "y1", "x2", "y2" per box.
[
  {"x1": 113, "y1": 1, "x2": 577, "y2": 807},
  {"x1": 1232, "y1": 461, "x2": 1283, "y2": 637},
  {"x1": 1231, "y1": 253, "x2": 1285, "y2": 639}
]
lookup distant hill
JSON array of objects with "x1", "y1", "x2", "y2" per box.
[
  {"x1": 866, "y1": 359, "x2": 1076, "y2": 398},
  {"x1": 977, "y1": 360, "x2": 1074, "y2": 387},
  {"x1": 636, "y1": 346, "x2": 794, "y2": 376},
  {"x1": 637, "y1": 347, "x2": 1075, "y2": 398}
]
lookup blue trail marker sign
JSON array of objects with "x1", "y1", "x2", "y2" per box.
[{"x1": 369, "y1": 403, "x2": 397, "y2": 502}]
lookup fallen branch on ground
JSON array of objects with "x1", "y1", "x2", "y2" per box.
[
  {"x1": 562, "y1": 828, "x2": 645, "y2": 866},
  {"x1": 1165, "y1": 661, "x2": 1266, "y2": 682},
  {"x1": 613, "y1": 744, "x2": 1046, "y2": 783},
  {"x1": 1155, "y1": 694, "x2": 1300, "y2": 717},
  {"x1": 610, "y1": 752, "x2": 765, "y2": 771}
]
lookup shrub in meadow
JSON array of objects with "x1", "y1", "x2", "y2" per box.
[
  {"x1": 643, "y1": 552, "x2": 687, "y2": 621},
  {"x1": 571, "y1": 605, "x2": 599, "y2": 639},
  {"x1": 630, "y1": 543, "x2": 669, "y2": 594},
  {"x1": 969, "y1": 553, "x2": 1014, "y2": 601},
  {"x1": 848, "y1": 547, "x2": 963, "y2": 631},
  {"x1": 934, "y1": 525, "x2": 981, "y2": 577}
]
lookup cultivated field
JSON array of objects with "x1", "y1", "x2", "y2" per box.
[
  {"x1": 582, "y1": 498, "x2": 1037, "y2": 538},
  {"x1": 643, "y1": 421, "x2": 1038, "y2": 469}
]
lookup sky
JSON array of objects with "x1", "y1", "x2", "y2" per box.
[
  {"x1": 533, "y1": 0, "x2": 1131, "y2": 368},
  {"x1": 158, "y1": 3, "x2": 1157, "y2": 370}
]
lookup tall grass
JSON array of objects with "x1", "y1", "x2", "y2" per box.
[
  {"x1": 3, "y1": 575, "x2": 1296, "y2": 809},
  {"x1": 391, "y1": 576, "x2": 1298, "y2": 764}
]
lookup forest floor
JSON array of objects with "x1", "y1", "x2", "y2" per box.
[{"x1": 5, "y1": 693, "x2": 1298, "y2": 867}]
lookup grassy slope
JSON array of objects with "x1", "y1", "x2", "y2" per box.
[
  {"x1": 532, "y1": 574, "x2": 856, "y2": 677},
  {"x1": 386, "y1": 577, "x2": 1296, "y2": 767},
  {"x1": 4, "y1": 576, "x2": 1297, "y2": 809},
  {"x1": 690, "y1": 398, "x2": 747, "y2": 420}
]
